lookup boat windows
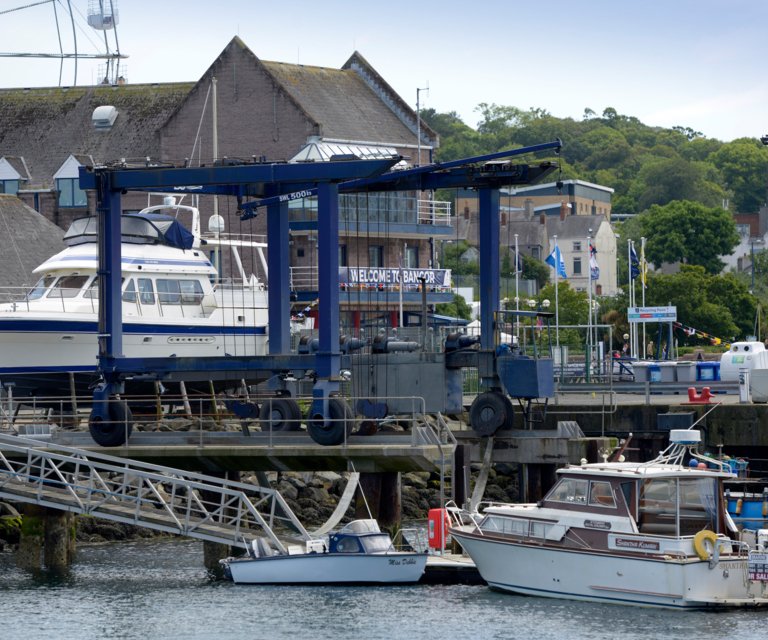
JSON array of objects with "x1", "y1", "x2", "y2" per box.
[
  {"x1": 138, "y1": 278, "x2": 155, "y2": 304},
  {"x1": 26, "y1": 275, "x2": 56, "y2": 300},
  {"x1": 361, "y1": 534, "x2": 395, "y2": 553},
  {"x1": 48, "y1": 275, "x2": 89, "y2": 298},
  {"x1": 480, "y1": 515, "x2": 529, "y2": 537},
  {"x1": 589, "y1": 481, "x2": 616, "y2": 508},
  {"x1": 547, "y1": 478, "x2": 589, "y2": 504},
  {"x1": 335, "y1": 537, "x2": 362, "y2": 553},
  {"x1": 157, "y1": 279, "x2": 204, "y2": 305},
  {"x1": 122, "y1": 279, "x2": 137, "y2": 302},
  {"x1": 637, "y1": 477, "x2": 718, "y2": 536}
]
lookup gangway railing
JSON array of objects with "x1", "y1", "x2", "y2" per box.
[{"x1": 0, "y1": 433, "x2": 310, "y2": 552}]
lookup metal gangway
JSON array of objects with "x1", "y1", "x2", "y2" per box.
[{"x1": 0, "y1": 433, "x2": 312, "y2": 553}]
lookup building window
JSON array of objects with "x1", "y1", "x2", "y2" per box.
[
  {"x1": 405, "y1": 245, "x2": 418, "y2": 268},
  {"x1": 573, "y1": 257, "x2": 582, "y2": 275},
  {"x1": 368, "y1": 245, "x2": 384, "y2": 267},
  {"x1": 57, "y1": 177, "x2": 87, "y2": 208},
  {"x1": 531, "y1": 246, "x2": 540, "y2": 260},
  {"x1": 0, "y1": 179, "x2": 19, "y2": 195},
  {"x1": 297, "y1": 248, "x2": 305, "y2": 258},
  {"x1": 573, "y1": 241, "x2": 581, "y2": 252},
  {"x1": 339, "y1": 244, "x2": 348, "y2": 267}
]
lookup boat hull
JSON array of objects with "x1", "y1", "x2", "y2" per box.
[
  {"x1": 225, "y1": 552, "x2": 428, "y2": 585},
  {"x1": 452, "y1": 530, "x2": 768, "y2": 609}
]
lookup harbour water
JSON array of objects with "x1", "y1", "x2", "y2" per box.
[{"x1": 1, "y1": 539, "x2": 767, "y2": 640}]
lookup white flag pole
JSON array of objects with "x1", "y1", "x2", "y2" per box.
[
  {"x1": 514, "y1": 233, "x2": 520, "y2": 339},
  {"x1": 587, "y1": 232, "x2": 592, "y2": 380},
  {"x1": 628, "y1": 239, "x2": 634, "y2": 358},
  {"x1": 641, "y1": 236, "x2": 647, "y2": 358},
  {"x1": 554, "y1": 235, "x2": 560, "y2": 352}
]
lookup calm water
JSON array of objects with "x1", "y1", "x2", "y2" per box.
[{"x1": 1, "y1": 539, "x2": 767, "y2": 640}]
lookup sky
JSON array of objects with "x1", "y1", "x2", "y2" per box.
[{"x1": 1, "y1": 0, "x2": 767, "y2": 143}]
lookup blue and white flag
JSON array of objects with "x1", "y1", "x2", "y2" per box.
[
  {"x1": 590, "y1": 243, "x2": 600, "y2": 280},
  {"x1": 546, "y1": 245, "x2": 567, "y2": 278},
  {"x1": 629, "y1": 243, "x2": 640, "y2": 280}
]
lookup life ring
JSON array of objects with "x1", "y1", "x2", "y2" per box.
[{"x1": 693, "y1": 529, "x2": 718, "y2": 560}]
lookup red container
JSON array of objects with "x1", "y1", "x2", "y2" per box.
[{"x1": 428, "y1": 508, "x2": 450, "y2": 550}]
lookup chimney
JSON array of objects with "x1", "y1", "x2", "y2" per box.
[
  {"x1": 525, "y1": 198, "x2": 534, "y2": 220},
  {"x1": 540, "y1": 213, "x2": 546, "y2": 225},
  {"x1": 560, "y1": 202, "x2": 568, "y2": 221}
]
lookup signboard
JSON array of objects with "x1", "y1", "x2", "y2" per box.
[
  {"x1": 339, "y1": 267, "x2": 450, "y2": 288},
  {"x1": 749, "y1": 552, "x2": 768, "y2": 581},
  {"x1": 627, "y1": 306, "x2": 677, "y2": 323}
]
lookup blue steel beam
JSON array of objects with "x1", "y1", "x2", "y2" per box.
[
  {"x1": 79, "y1": 157, "x2": 400, "y2": 193},
  {"x1": 266, "y1": 184, "x2": 291, "y2": 355},
  {"x1": 238, "y1": 140, "x2": 561, "y2": 219}
]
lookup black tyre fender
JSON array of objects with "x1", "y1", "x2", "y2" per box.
[
  {"x1": 469, "y1": 391, "x2": 508, "y2": 437},
  {"x1": 89, "y1": 400, "x2": 133, "y2": 447},
  {"x1": 308, "y1": 398, "x2": 354, "y2": 446},
  {"x1": 258, "y1": 398, "x2": 302, "y2": 431}
]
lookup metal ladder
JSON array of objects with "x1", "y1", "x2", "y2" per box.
[{"x1": 0, "y1": 433, "x2": 310, "y2": 553}]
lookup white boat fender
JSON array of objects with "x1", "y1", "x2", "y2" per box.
[{"x1": 693, "y1": 529, "x2": 718, "y2": 561}]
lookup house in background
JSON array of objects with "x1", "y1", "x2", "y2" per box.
[
  {"x1": 455, "y1": 179, "x2": 618, "y2": 296},
  {"x1": 0, "y1": 37, "x2": 454, "y2": 331}
]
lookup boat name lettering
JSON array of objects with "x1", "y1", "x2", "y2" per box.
[
  {"x1": 388, "y1": 558, "x2": 417, "y2": 566},
  {"x1": 584, "y1": 520, "x2": 611, "y2": 530},
  {"x1": 614, "y1": 537, "x2": 660, "y2": 551}
]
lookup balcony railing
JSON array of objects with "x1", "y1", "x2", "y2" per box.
[{"x1": 288, "y1": 194, "x2": 452, "y2": 227}]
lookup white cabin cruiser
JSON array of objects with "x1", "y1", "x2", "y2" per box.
[
  {"x1": 450, "y1": 430, "x2": 768, "y2": 609},
  {"x1": 0, "y1": 200, "x2": 269, "y2": 401},
  {"x1": 220, "y1": 519, "x2": 427, "y2": 585}
]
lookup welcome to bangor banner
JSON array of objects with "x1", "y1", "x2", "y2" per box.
[{"x1": 339, "y1": 267, "x2": 450, "y2": 288}]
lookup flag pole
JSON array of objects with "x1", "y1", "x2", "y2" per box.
[
  {"x1": 514, "y1": 233, "x2": 520, "y2": 340},
  {"x1": 628, "y1": 239, "x2": 634, "y2": 358},
  {"x1": 587, "y1": 232, "x2": 592, "y2": 381},
  {"x1": 554, "y1": 235, "x2": 560, "y2": 352},
  {"x1": 641, "y1": 236, "x2": 647, "y2": 358}
]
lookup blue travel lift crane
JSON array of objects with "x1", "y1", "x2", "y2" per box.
[{"x1": 79, "y1": 140, "x2": 561, "y2": 447}]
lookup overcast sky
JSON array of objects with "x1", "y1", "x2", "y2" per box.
[{"x1": 2, "y1": 0, "x2": 766, "y2": 143}]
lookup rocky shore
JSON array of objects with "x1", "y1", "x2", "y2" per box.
[{"x1": 0, "y1": 465, "x2": 521, "y2": 550}]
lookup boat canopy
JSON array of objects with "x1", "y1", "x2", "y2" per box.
[{"x1": 64, "y1": 213, "x2": 195, "y2": 250}]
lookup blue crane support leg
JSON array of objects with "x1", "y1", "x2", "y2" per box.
[
  {"x1": 478, "y1": 187, "x2": 501, "y2": 389},
  {"x1": 311, "y1": 182, "x2": 341, "y2": 422},
  {"x1": 266, "y1": 185, "x2": 291, "y2": 355}
]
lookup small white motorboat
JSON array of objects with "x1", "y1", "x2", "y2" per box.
[
  {"x1": 220, "y1": 519, "x2": 427, "y2": 585},
  {"x1": 450, "y1": 429, "x2": 768, "y2": 609}
]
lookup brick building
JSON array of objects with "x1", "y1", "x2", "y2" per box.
[{"x1": 0, "y1": 37, "x2": 454, "y2": 329}]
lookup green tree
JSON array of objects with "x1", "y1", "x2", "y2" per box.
[
  {"x1": 709, "y1": 138, "x2": 768, "y2": 213},
  {"x1": 435, "y1": 294, "x2": 473, "y2": 321},
  {"x1": 646, "y1": 265, "x2": 755, "y2": 342},
  {"x1": 639, "y1": 200, "x2": 739, "y2": 274}
]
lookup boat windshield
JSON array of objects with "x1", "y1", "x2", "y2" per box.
[
  {"x1": 26, "y1": 275, "x2": 56, "y2": 300},
  {"x1": 47, "y1": 275, "x2": 89, "y2": 298},
  {"x1": 361, "y1": 534, "x2": 395, "y2": 553},
  {"x1": 637, "y1": 477, "x2": 719, "y2": 536}
]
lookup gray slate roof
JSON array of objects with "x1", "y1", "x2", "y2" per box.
[
  {"x1": 0, "y1": 195, "x2": 65, "y2": 288},
  {"x1": 0, "y1": 82, "x2": 194, "y2": 187},
  {"x1": 261, "y1": 58, "x2": 421, "y2": 146}
]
